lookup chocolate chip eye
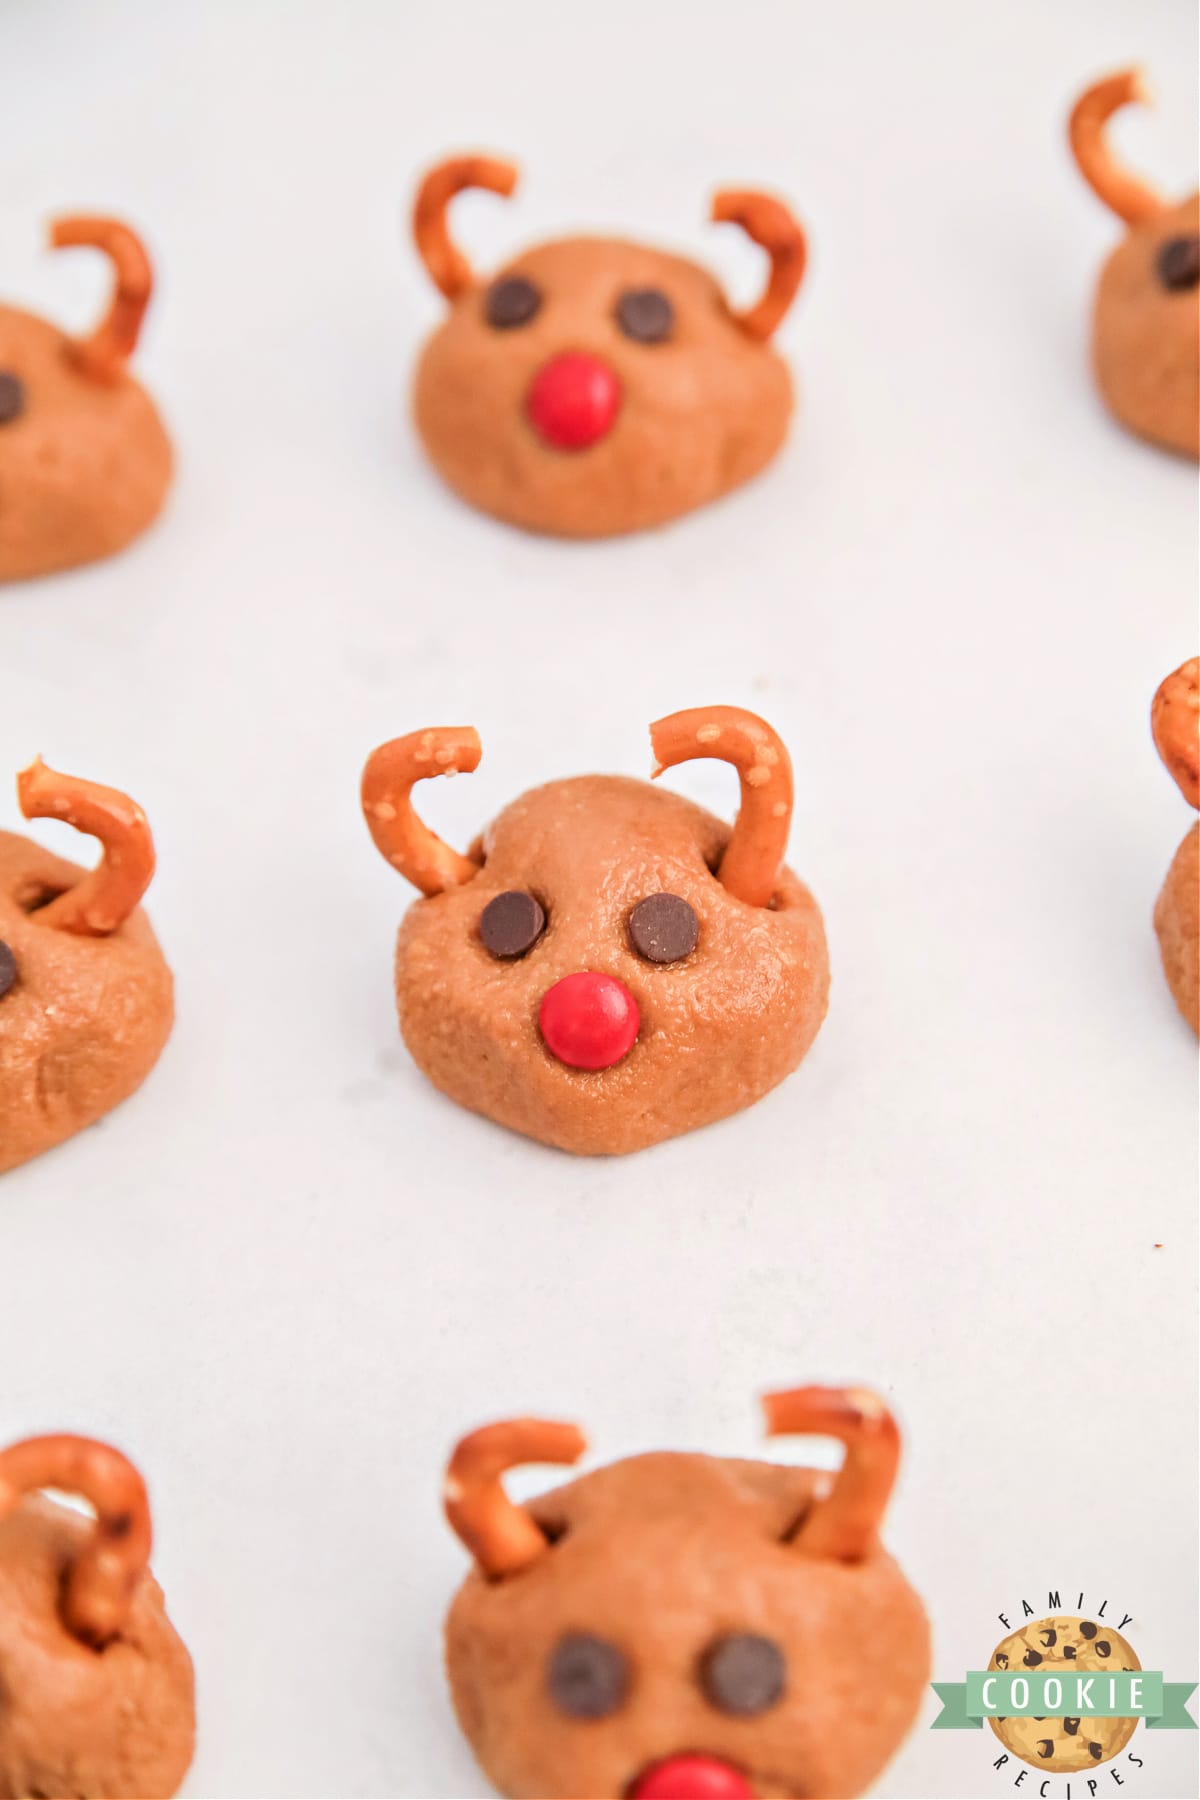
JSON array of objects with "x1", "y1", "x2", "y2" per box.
[
  {"x1": 615, "y1": 288, "x2": 674, "y2": 344},
  {"x1": 485, "y1": 275, "x2": 542, "y2": 330},
  {"x1": 479, "y1": 890, "x2": 546, "y2": 958},
  {"x1": 0, "y1": 941, "x2": 16, "y2": 998},
  {"x1": 546, "y1": 1632, "x2": 629, "y2": 1720},
  {"x1": 627, "y1": 893, "x2": 698, "y2": 964},
  {"x1": 1156, "y1": 233, "x2": 1200, "y2": 291},
  {"x1": 0, "y1": 372, "x2": 25, "y2": 426},
  {"x1": 700, "y1": 1633, "x2": 786, "y2": 1717}
]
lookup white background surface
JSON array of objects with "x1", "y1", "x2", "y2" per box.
[{"x1": 0, "y1": 3, "x2": 1197, "y2": 1796}]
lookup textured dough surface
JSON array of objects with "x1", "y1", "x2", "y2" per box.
[
  {"x1": 413, "y1": 236, "x2": 793, "y2": 537},
  {"x1": 987, "y1": 1616, "x2": 1140, "y2": 1773},
  {"x1": 0, "y1": 1496, "x2": 194, "y2": 1798},
  {"x1": 1092, "y1": 195, "x2": 1200, "y2": 459},
  {"x1": 0, "y1": 831, "x2": 173, "y2": 1174},
  {"x1": 446, "y1": 1451, "x2": 929, "y2": 1800},
  {"x1": 1155, "y1": 820, "x2": 1199, "y2": 1033},
  {"x1": 394, "y1": 775, "x2": 829, "y2": 1154},
  {"x1": 0, "y1": 306, "x2": 172, "y2": 582}
]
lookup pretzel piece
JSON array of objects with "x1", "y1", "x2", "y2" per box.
[
  {"x1": 17, "y1": 758, "x2": 156, "y2": 936},
  {"x1": 413, "y1": 156, "x2": 519, "y2": 301},
  {"x1": 1069, "y1": 70, "x2": 1164, "y2": 226},
  {"x1": 50, "y1": 215, "x2": 154, "y2": 381},
  {"x1": 445, "y1": 1418, "x2": 586, "y2": 1580},
  {"x1": 651, "y1": 705, "x2": 793, "y2": 908},
  {"x1": 1152, "y1": 657, "x2": 1200, "y2": 809},
  {"x1": 0, "y1": 1434, "x2": 153, "y2": 1648}
]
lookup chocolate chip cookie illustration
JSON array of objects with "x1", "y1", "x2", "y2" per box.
[
  {"x1": 1152, "y1": 656, "x2": 1199, "y2": 1033},
  {"x1": 443, "y1": 1385, "x2": 929, "y2": 1800},
  {"x1": 0, "y1": 214, "x2": 173, "y2": 580},
  {"x1": 361, "y1": 706, "x2": 829, "y2": 1154},
  {"x1": 0, "y1": 1433, "x2": 195, "y2": 1797},
  {"x1": 1069, "y1": 71, "x2": 1200, "y2": 458},
  {"x1": 988, "y1": 1616, "x2": 1141, "y2": 1773},
  {"x1": 410, "y1": 155, "x2": 806, "y2": 535},
  {"x1": 0, "y1": 759, "x2": 173, "y2": 1173}
]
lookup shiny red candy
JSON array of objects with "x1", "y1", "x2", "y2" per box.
[
  {"x1": 525, "y1": 352, "x2": 621, "y2": 450},
  {"x1": 538, "y1": 972, "x2": 639, "y2": 1070},
  {"x1": 631, "y1": 1756, "x2": 754, "y2": 1800}
]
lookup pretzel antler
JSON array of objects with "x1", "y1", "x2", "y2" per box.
[
  {"x1": 361, "y1": 728, "x2": 484, "y2": 896},
  {"x1": 0, "y1": 1435, "x2": 153, "y2": 1648},
  {"x1": 1069, "y1": 70, "x2": 1164, "y2": 226},
  {"x1": 50, "y1": 215, "x2": 154, "y2": 382},
  {"x1": 651, "y1": 706, "x2": 793, "y2": 909},
  {"x1": 764, "y1": 1385, "x2": 901, "y2": 1563},
  {"x1": 413, "y1": 155, "x2": 519, "y2": 301},
  {"x1": 445, "y1": 1418, "x2": 587, "y2": 1580},
  {"x1": 712, "y1": 190, "x2": 807, "y2": 340},
  {"x1": 17, "y1": 758, "x2": 156, "y2": 936},
  {"x1": 1152, "y1": 657, "x2": 1200, "y2": 810}
]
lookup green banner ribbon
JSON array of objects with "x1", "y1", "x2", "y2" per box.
[{"x1": 932, "y1": 1674, "x2": 1197, "y2": 1730}]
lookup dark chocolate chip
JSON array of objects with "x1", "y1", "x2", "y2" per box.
[
  {"x1": 1095, "y1": 1640, "x2": 1111, "y2": 1657},
  {"x1": 628, "y1": 892, "x2": 699, "y2": 964},
  {"x1": 1156, "y1": 233, "x2": 1200, "y2": 292},
  {"x1": 546, "y1": 1632, "x2": 629, "y2": 1720},
  {"x1": 0, "y1": 372, "x2": 24, "y2": 426},
  {"x1": 1023, "y1": 1650, "x2": 1043, "y2": 1667},
  {"x1": 1036, "y1": 1740, "x2": 1054, "y2": 1759},
  {"x1": 485, "y1": 274, "x2": 541, "y2": 330},
  {"x1": 1088, "y1": 1743, "x2": 1103, "y2": 1761},
  {"x1": 614, "y1": 287, "x2": 674, "y2": 344},
  {"x1": 1064, "y1": 1718, "x2": 1080, "y2": 1735},
  {"x1": 1063, "y1": 1645, "x2": 1077, "y2": 1659},
  {"x1": 1040, "y1": 1628, "x2": 1057, "y2": 1648},
  {"x1": 996, "y1": 1652, "x2": 1010, "y2": 1669},
  {"x1": 1079, "y1": 1621, "x2": 1098, "y2": 1639},
  {"x1": 0, "y1": 941, "x2": 16, "y2": 999},
  {"x1": 479, "y1": 890, "x2": 546, "y2": 959},
  {"x1": 700, "y1": 1633, "x2": 786, "y2": 1717}
]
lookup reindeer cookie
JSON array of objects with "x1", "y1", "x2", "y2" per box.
[
  {"x1": 1151, "y1": 657, "x2": 1198, "y2": 1033},
  {"x1": 0, "y1": 1433, "x2": 195, "y2": 1798},
  {"x1": 443, "y1": 1385, "x2": 929, "y2": 1800},
  {"x1": 410, "y1": 156, "x2": 806, "y2": 535},
  {"x1": 0, "y1": 759, "x2": 173, "y2": 1173},
  {"x1": 0, "y1": 215, "x2": 172, "y2": 581},
  {"x1": 1069, "y1": 72, "x2": 1200, "y2": 459},
  {"x1": 361, "y1": 706, "x2": 829, "y2": 1154}
]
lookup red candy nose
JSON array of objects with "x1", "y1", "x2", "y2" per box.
[
  {"x1": 526, "y1": 352, "x2": 621, "y2": 450},
  {"x1": 632, "y1": 1757, "x2": 754, "y2": 1800},
  {"x1": 539, "y1": 972, "x2": 639, "y2": 1070}
]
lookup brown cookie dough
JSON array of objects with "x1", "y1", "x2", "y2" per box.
[
  {"x1": 1070, "y1": 72, "x2": 1200, "y2": 459},
  {"x1": 987, "y1": 1616, "x2": 1141, "y2": 1773},
  {"x1": 0, "y1": 759, "x2": 173, "y2": 1174},
  {"x1": 410, "y1": 156, "x2": 805, "y2": 536},
  {"x1": 443, "y1": 1386, "x2": 929, "y2": 1800},
  {"x1": 1151, "y1": 657, "x2": 1199, "y2": 1031},
  {"x1": 0, "y1": 215, "x2": 173, "y2": 582},
  {"x1": 361, "y1": 707, "x2": 829, "y2": 1155},
  {"x1": 0, "y1": 1434, "x2": 195, "y2": 1798}
]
